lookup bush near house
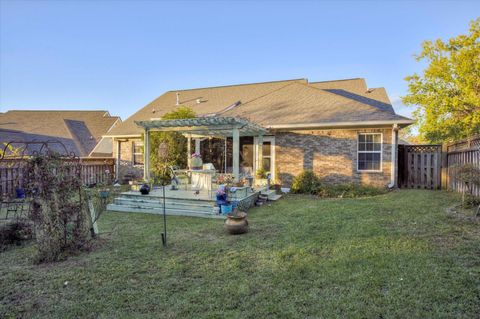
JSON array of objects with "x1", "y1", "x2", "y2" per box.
[
  {"x1": 291, "y1": 170, "x2": 387, "y2": 198},
  {"x1": 317, "y1": 183, "x2": 388, "y2": 198},
  {"x1": 290, "y1": 170, "x2": 322, "y2": 194}
]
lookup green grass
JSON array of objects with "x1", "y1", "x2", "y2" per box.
[{"x1": 1, "y1": 190, "x2": 479, "y2": 318}]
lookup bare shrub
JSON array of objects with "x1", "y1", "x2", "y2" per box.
[{"x1": 24, "y1": 154, "x2": 91, "y2": 263}]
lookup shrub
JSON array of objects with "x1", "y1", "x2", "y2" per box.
[
  {"x1": 291, "y1": 170, "x2": 322, "y2": 194},
  {"x1": 256, "y1": 168, "x2": 268, "y2": 179},
  {"x1": 317, "y1": 184, "x2": 387, "y2": 198},
  {"x1": 0, "y1": 220, "x2": 33, "y2": 251},
  {"x1": 149, "y1": 106, "x2": 196, "y2": 183},
  {"x1": 25, "y1": 154, "x2": 91, "y2": 263},
  {"x1": 456, "y1": 164, "x2": 480, "y2": 208}
]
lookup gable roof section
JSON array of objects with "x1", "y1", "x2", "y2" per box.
[
  {"x1": 107, "y1": 77, "x2": 412, "y2": 136},
  {"x1": 0, "y1": 110, "x2": 120, "y2": 157},
  {"x1": 223, "y1": 81, "x2": 410, "y2": 126},
  {"x1": 107, "y1": 78, "x2": 306, "y2": 136}
]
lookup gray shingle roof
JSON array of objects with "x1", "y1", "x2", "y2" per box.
[
  {"x1": 107, "y1": 78, "x2": 412, "y2": 136},
  {"x1": 0, "y1": 110, "x2": 120, "y2": 157}
]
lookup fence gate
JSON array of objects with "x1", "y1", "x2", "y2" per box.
[{"x1": 398, "y1": 144, "x2": 442, "y2": 189}]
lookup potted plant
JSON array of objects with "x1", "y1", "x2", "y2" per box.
[
  {"x1": 190, "y1": 152, "x2": 203, "y2": 170},
  {"x1": 217, "y1": 173, "x2": 234, "y2": 186},
  {"x1": 254, "y1": 168, "x2": 269, "y2": 186}
]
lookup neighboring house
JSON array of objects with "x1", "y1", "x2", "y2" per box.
[
  {"x1": 0, "y1": 110, "x2": 121, "y2": 157},
  {"x1": 105, "y1": 78, "x2": 413, "y2": 187}
]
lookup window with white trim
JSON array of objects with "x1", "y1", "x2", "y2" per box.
[
  {"x1": 357, "y1": 133, "x2": 382, "y2": 171},
  {"x1": 133, "y1": 141, "x2": 144, "y2": 166}
]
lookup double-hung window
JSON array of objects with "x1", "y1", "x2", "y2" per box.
[
  {"x1": 133, "y1": 141, "x2": 144, "y2": 166},
  {"x1": 357, "y1": 133, "x2": 382, "y2": 171}
]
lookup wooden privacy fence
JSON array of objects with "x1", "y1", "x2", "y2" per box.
[
  {"x1": 398, "y1": 144, "x2": 442, "y2": 189},
  {"x1": 0, "y1": 157, "x2": 115, "y2": 199},
  {"x1": 445, "y1": 135, "x2": 480, "y2": 197}
]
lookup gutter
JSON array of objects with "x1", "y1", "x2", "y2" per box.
[
  {"x1": 102, "y1": 134, "x2": 142, "y2": 138},
  {"x1": 267, "y1": 120, "x2": 414, "y2": 130}
]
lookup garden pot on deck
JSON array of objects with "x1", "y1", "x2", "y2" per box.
[
  {"x1": 190, "y1": 156, "x2": 203, "y2": 170},
  {"x1": 225, "y1": 211, "x2": 249, "y2": 235},
  {"x1": 139, "y1": 184, "x2": 151, "y2": 195}
]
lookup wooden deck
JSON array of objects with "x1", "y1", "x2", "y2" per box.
[{"x1": 107, "y1": 185, "x2": 261, "y2": 219}]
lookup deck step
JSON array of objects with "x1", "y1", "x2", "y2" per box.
[
  {"x1": 260, "y1": 189, "x2": 282, "y2": 201},
  {"x1": 268, "y1": 194, "x2": 282, "y2": 201},
  {"x1": 260, "y1": 189, "x2": 276, "y2": 196},
  {"x1": 113, "y1": 197, "x2": 213, "y2": 213},
  {"x1": 107, "y1": 204, "x2": 225, "y2": 219}
]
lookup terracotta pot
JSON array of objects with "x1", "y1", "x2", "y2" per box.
[{"x1": 225, "y1": 211, "x2": 249, "y2": 235}]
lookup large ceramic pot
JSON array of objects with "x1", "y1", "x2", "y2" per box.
[
  {"x1": 190, "y1": 157, "x2": 203, "y2": 170},
  {"x1": 225, "y1": 211, "x2": 249, "y2": 235}
]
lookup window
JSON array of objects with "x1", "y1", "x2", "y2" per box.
[
  {"x1": 262, "y1": 141, "x2": 272, "y2": 172},
  {"x1": 133, "y1": 141, "x2": 144, "y2": 165},
  {"x1": 357, "y1": 133, "x2": 382, "y2": 171}
]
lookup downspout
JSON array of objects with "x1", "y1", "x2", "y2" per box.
[{"x1": 388, "y1": 124, "x2": 399, "y2": 189}]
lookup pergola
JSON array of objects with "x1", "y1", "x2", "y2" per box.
[{"x1": 135, "y1": 117, "x2": 268, "y2": 182}]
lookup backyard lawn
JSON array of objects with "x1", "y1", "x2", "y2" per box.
[{"x1": 1, "y1": 190, "x2": 479, "y2": 318}]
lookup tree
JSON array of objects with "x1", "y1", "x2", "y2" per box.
[
  {"x1": 0, "y1": 142, "x2": 23, "y2": 158},
  {"x1": 147, "y1": 106, "x2": 196, "y2": 182},
  {"x1": 402, "y1": 18, "x2": 480, "y2": 144}
]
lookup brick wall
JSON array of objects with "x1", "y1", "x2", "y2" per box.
[
  {"x1": 275, "y1": 128, "x2": 393, "y2": 187},
  {"x1": 113, "y1": 138, "x2": 143, "y2": 181}
]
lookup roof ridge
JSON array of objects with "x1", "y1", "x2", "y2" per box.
[
  {"x1": 6, "y1": 110, "x2": 110, "y2": 113},
  {"x1": 309, "y1": 77, "x2": 364, "y2": 84},
  {"x1": 169, "y1": 78, "x2": 307, "y2": 92}
]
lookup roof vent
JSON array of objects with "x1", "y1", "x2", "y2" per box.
[{"x1": 176, "y1": 92, "x2": 180, "y2": 106}]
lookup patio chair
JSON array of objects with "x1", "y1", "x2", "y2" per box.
[{"x1": 1, "y1": 198, "x2": 30, "y2": 220}]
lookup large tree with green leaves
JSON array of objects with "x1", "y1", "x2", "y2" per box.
[
  {"x1": 147, "y1": 106, "x2": 196, "y2": 182},
  {"x1": 402, "y1": 18, "x2": 480, "y2": 143}
]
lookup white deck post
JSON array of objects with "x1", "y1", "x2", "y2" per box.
[
  {"x1": 115, "y1": 138, "x2": 121, "y2": 181},
  {"x1": 187, "y1": 135, "x2": 192, "y2": 167},
  {"x1": 224, "y1": 138, "x2": 227, "y2": 173},
  {"x1": 390, "y1": 124, "x2": 399, "y2": 187},
  {"x1": 143, "y1": 128, "x2": 150, "y2": 181},
  {"x1": 232, "y1": 127, "x2": 240, "y2": 182},
  {"x1": 195, "y1": 138, "x2": 201, "y2": 154},
  {"x1": 257, "y1": 134, "x2": 263, "y2": 172}
]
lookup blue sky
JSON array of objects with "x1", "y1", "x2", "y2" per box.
[{"x1": 1, "y1": 1, "x2": 479, "y2": 121}]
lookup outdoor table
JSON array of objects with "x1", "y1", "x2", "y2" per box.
[{"x1": 189, "y1": 169, "x2": 215, "y2": 191}]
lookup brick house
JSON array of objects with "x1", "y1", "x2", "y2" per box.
[{"x1": 105, "y1": 78, "x2": 413, "y2": 187}]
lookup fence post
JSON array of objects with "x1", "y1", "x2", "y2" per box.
[{"x1": 441, "y1": 143, "x2": 448, "y2": 190}]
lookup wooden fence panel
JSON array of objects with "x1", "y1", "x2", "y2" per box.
[
  {"x1": 446, "y1": 135, "x2": 480, "y2": 197},
  {"x1": 398, "y1": 145, "x2": 442, "y2": 189},
  {"x1": 0, "y1": 157, "x2": 115, "y2": 200}
]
